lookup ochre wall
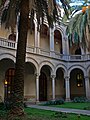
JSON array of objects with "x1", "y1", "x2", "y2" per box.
[{"x1": 0, "y1": 27, "x2": 11, "y2": 39}]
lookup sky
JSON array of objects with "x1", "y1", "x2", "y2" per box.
[{"x1": 57, "y1": 0, "x2": 90, "y2": 6}]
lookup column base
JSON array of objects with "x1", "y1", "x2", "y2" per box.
[
  {"x1": 86, "y1": 96, "x2": 90, "y2": 100},
  {"x1": 36, "y1": 100, "x2": 40, "y2": 104},
  {"x1": 65, "y1": 98, "x2": 71, "y2": 102}
]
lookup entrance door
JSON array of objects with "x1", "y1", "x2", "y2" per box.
[
  {"x1": 39, "y1": 72, "x2": 47, "y2": 101},
  {"x1": 4, "y1": 68, "x2": 15, "y2": 102}
]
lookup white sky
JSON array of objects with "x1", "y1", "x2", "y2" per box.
[{"x1": 57, "y1": 0, "x2": 90, "y2": 6}]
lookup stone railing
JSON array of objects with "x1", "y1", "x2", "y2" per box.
[
  {"x1": 40, "y1": 48, "x2": 50, "y2": 56},
  {"x1": 0, "y1": 38, "x2": 16, "y2": 49},
  {"x1": 0, "y1": 38, "x2": 90, "y2": 61}
]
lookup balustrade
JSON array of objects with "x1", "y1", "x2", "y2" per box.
[
  {"x1": 0, "y1": 38, "x2": 90, "y2": 61},
  {"x1": 0, "y1": 38, "x2": 16, "y2": 49}
]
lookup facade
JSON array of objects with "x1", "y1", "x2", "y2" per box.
[{"x1": 0, "y1": 18, "x2": 90, "y2": 103}]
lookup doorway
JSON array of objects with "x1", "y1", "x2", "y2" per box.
[
  {"x1": 39, "y1": 72, "x2": 47, "y2": 101},
  {"x1": 4, "y1": 68, "x2": 15, "y2": 102}
]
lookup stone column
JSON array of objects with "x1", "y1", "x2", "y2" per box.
[
  {"x1": 34, "y1": 14, "x2": 40, "y2": 53},
  {"x1": 65, "y1": 76, "x2": 70, "y2": 101},
  {"x1": 85, "y1": 76, "x2": 90, "y2": 99},
  {"x1": 52, "y1": 75, "x2": 56, "y2": 100},
  {"x1": 50, "y1": 28, "x2": 55, "y2": 56},
  {"x1": 15, "y1": 14, "x2": 20, "y2": 48},
  {"x1": 36, "y1": 74, "x2": 39, "y2": 102}
]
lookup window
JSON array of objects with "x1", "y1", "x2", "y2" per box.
[
  {"x1": 40, "y1": 24, "x2": 49, "y2": 37},
  {"x1": 4, "y1": 68, "x2": 15, "y2": 101},
  {"x1": 8, "y1": 34, "x2": 16, "y2": 41},
  {"x1": 76, "y1": 73, "x2": 83, "y2": 87}
]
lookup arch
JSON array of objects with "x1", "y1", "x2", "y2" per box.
[
  {"x1": 0, "y1": 53, "x2": 15, "y2": 62},
  {"x1": 40, "y1": 24, "x2": 49, "y2": 37},
  {"x1": 39, "y1": 72, "x2": 47, "y2": 101},
  {"x1": 39, "y1": 61, "x2": 55, "y2": 75},
  {"x1": 8, "y1": 33, "x2": 16, "y2": 41},
  {"x1": 68, "y1": 65, "x2": 86, "y2": 77},
  {"x1": 54, "y1": 29, "x2": 63, "y2": 54},
  {"x1": 40, "y1": 24, "x2": 50, "y2": 51},
  {"x1": 54, "y1": 29, "x2": 62, "y2": 40},
  {"x1": 26, "y1": 57, "x2": 39, "y2": 74},
  {"x1": 70, "y1": 68, "x2": 86, "y2": 99},
  {"x1": 55, "y1": 64, "x2": 67, "y2": 77},
  {"x1": 54, "y1": 26, "x2": 65, "y2": 37},
  {"x1": 75, "y1": 47, "x2": 81, "y2": 55},
  {"x1": 4, "y1": 68, "x2": 15, "y2": 102},
  {"x1": 41, "y1": 23, "x2": 49, "y2": 28}
]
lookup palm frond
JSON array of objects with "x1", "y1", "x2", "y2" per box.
[
  {"x1": 0, "y1": 0, "x2": 70, "y2": 32},
  {"x1": 86, "y1": 7, "x2": 90, "y2": 32},
  {"x1": 60, "y1": 0, "x2": 71, "y2": 18},
  {"x1": 66, "y1": 4, "x2": 90, "y2": 51},
  {"x1": 1, "y1": 0, "x2": 20, "y2": 33}
]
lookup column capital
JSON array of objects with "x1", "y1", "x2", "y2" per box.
[
  {"x1": 64, "y1": 76, "x2": 70, "y2": 80},
  {"x1": 35, "y1": 73, "x2": 40, "y2": 78},
  {"x1": 84, "y1": 76, "x2": 89, "y2": 79},
  {"x1": 63, "y1": 36, "x2": 67, "y2": 41},
  {"x1": 51, "y1": 75, "x2": 56, "y2": 79}
]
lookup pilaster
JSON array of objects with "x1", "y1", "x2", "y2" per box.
[
  {"x1": 51, "y1": 75, "x2": 56, "y2": 100},
  {"x1": 65, "y1": 76, "x2": 70, "y2": 101},
  {"x1": 85, "y1": 76, "x2": 90, "y2": 99}
]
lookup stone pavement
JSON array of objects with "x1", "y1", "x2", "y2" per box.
[{"x1": 27, "y1": 104, "x2": 90, "y2": 116}]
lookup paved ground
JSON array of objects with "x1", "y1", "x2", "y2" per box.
[{"x1": 27, "y1": 104, "x2": 90, "y2": 116}]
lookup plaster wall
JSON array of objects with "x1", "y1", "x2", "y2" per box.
[
  {"x1": 24, "y1": 74, "x2": 36, "y2": 99},
  {"x1": 0, "y1": 27, "x2": 11, "y2": 39},
  {"x1": 27, "y1": 31, "x2": 35, "y2": 47}
]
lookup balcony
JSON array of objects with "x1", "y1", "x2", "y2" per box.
[{"x1": 0, "y1": 38, "x2": 90, "y2": 61}]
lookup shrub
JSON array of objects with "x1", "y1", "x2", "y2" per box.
[
  {"x1": 0, "y1": 102, "x2": 6, "y2": 110},
  {"x1": 44, "y1": 98, "x2": 64, "y2": 105},
  {"x1": 84, "y1": 106, "x2": 90, "y2": 110},
  {"x1": 0, "y1": 110, "x2": 7, "y2": 118},
  {"x1": 73, "y1": 97, "x2": 87, "y2": 103},
  {"x1": 53, "y1": 111, "x2": 67, "y2": 118},
  {"x1": 24, "y1": 102, "x2": 28, "y2": 108}
]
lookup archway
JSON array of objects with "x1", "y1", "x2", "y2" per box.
[
  {"x1": 24, "y1": 62, "x2": 36, "y2": 101},
  {"x1": 54, "y1": 30, "x2": 62, "y2": 54},
  {"x1": 0, "y1": 58, "x2": 15, "y2": 101},
  {"x1": 39, "y1": 65, "x2": 51, "y2": 101},
  {"x1": 70, "y1": 68, "x2": 85, "y2": 99},
  {"x1": 27, "y1": 20, "x2": 35, "y2": 47},
  {"x1": 4, "y1": 68, "x2": 15, "y2": 102},
  {"x1": 40, "y1": 24, "x2": 50, "y2": 51},
  {"x1": 75, "y1": 47, "x2": 81, "y2": 55},
  {"x1": 39, "y1": 72, "x2": 47, "y2": 101},
  {"x1": 8, "y1": 33, "x2": 16, "y2": 41},
  {"x1": 56, "y1": 68, "x2": 65, "y2": 99}
]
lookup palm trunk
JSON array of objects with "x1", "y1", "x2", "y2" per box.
[{"x1": 7, "y1": 0, "x2": 29, "y2": 119}]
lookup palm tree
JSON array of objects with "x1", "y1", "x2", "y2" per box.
[
  {"x1": 0, "y1": 0, "x2": 70, "y2": 119},
  {"x1": 66, "y1": 2, "x2": 90, "y2": 51}
]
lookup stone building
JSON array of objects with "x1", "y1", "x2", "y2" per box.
[{"x1": 0, "y1": 16, "x2": 90, "y2": 102}]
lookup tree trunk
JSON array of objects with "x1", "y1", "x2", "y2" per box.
[{"x1": 7, "y1": 0, "x2": 29, "y2": 119}]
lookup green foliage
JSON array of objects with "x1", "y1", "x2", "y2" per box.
[
  {"x1": 25, "y1": 107, "x2": 90, "y2": 120},
  {"x1": 66, "y1": 6, "x2": 90, "y2": 50},
  {"x1": 0, "y1": 102, "x2": 6, "y2": 110},
  {"x1": 0, "y1": 110, "x2": 7, "y2": 119},
  {"x1": 0, "y1": 102, "x2": 7, "y2": 119},
  {"x1": 0, "y1": 107, "x2": 90, "y2": 120},
  {"x1": 44, "y1": 98, "x2": 64, "y2": 105},
  {"x1": 84, "y1": 106, "x2": 90, "y2": 110},
  {"x1": 53, "y1": 111, "x2": 67, "y2": 118},
  {"x1": 73, "y1": 96, "x2": 88, "y2": 103}
]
